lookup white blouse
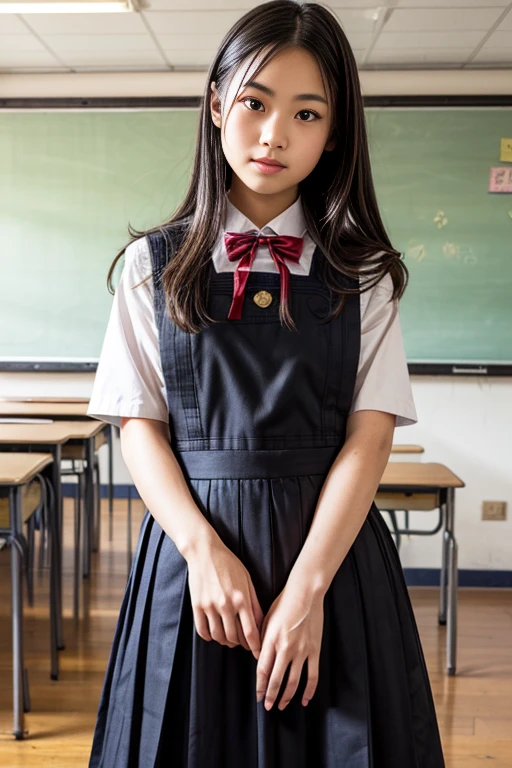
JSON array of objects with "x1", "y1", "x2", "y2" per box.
[{"x1": 87, "y1": 195, "x2": 418, "y2": 430}]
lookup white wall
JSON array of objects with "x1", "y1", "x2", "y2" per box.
[
  {"x1": 1, "y1": 68, "x2": 511, "y2": 572},
  {"x1": 1, "y1": 371, "x2": 510, "y2": 571}
]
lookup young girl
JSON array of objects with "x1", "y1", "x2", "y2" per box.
[{"x1": 87, "y1": 1, "x2": 445, "y2": 765}]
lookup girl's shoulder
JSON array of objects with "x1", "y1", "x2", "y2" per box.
[
  {"x1": 356, "y1": 252, "x2": 398, "y2": 332},
  {"x1": 123, "y1": 236, "x2": 152, "y2": 288}
]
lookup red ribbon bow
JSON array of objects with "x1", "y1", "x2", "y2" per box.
[{"x1": 223, "y1": 231, "x2": 304, "y2": 320}]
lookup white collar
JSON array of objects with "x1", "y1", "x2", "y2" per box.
[{"x1": 223, "y1": 193, "x2": 308, "y2": 237}]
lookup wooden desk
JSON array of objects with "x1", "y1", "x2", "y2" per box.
[
  {"x1": 0, "y1": 400, "x2": 114, "y2": 542},
  {"x1": 0, "y1": 452, "x2": 54, "y2": 740},
  {"x1": 0, "y1": 421, "x2": 106, "y2": 672},
  {"x1": 0, "y1": 402, "x2": 89, "y2": 416},
  {"x1": 0, "y1": 423, "x2": 73, "y2": 670},
  {"x1": 390, "y1": 444, "x2": 424, "y2": 453},
  {"x1": 0, "y1": 418, "x2": 106, "y2": 581},
  {"x1": 62, "y1": 420, "x2": 107, "y2": 580},
  {"x1": 378, "y1": 462, "x2": 465, "y2": 675},
  {"x1": 0, "y1": 397, "x2": 90, "y2": 404}
]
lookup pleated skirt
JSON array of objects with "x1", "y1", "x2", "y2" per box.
[{"x1": 88, "y1": 473, "x2": 445, "y2": 768}]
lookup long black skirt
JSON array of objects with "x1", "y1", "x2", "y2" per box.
[{"x1": 88, "y1": 474, "x2": 445, "y2": 767}]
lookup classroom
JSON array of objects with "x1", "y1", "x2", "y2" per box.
[{"x1": 1, "y1": 1, "x2": 511, "y2": 766}]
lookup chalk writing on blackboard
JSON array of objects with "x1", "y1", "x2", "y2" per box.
[
  {"x1": 489, "y1": 167, "x2": 512, "y2": 193},
  {"x1": 406, "y1": 242, "x2": 427, "y2": 262},
  {"x1": 442, "y1": 242, "x2": 477, "y2": 265},
  {"x1": 433, "y1": 210, "x2": 448, "y2": 229}
]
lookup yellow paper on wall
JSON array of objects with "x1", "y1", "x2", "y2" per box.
[{"x1": 500, "y1": 138, "x2": 512, "y2": 162}]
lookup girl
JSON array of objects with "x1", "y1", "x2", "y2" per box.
[{"x1": 87, "y1": 1, "x2": 445, "y2": 766}]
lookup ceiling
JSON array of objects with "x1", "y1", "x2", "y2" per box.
[{"x1": 1, "y1": 0, "x2": 511, "y2": 74}]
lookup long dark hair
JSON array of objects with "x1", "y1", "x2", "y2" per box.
[{"x1": 107, "y1": 0, "x2": 408, "y2": 333}]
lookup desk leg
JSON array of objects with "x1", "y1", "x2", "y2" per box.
[
  {"x1": 42, "y1": 467, "x2": 59, "y2": 680},
  {"x1": 108, "y1": 426, "x2": 114, "y2": 541},
  {"x1": 446, "y1": 487, "x2": 458, "y2": 675},
  {"x1": 94, "y1": 457, "x2": 101, "y2": 553},
  {"x1": 51, "y1": 445, "x2": 64, "y2": 652},
  {"x1": 10, "y1": 486, "x2": 26, "y2": 739},
  {"x1": 83, "y1": 437, "x2": 95, "y2": 578},
  {"x1": 439, "y1": 493, "x2": 448, "y2": 626}
]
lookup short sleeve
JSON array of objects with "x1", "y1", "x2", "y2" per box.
[
  {"x1": 349, "y1": 271, "x2": 418, "y2": 427},
  {"x1": 87, "y1": 236, "x2": 169, "y2": 429}
]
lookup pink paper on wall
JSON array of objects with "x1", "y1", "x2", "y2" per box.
[{"x1": 489, "y1": 167, "x2": 512, "y2": 193}]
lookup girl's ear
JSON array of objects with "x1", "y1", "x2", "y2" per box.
[
  {"x1": 324, "y1": 136, "x2": 336, "y2": 152},
  {"x1": 210, "y1": 81, "x2": 222, "y2": 129}
]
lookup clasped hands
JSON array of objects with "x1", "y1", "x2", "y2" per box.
[{"x1": 186, "y1": 536, "x2": 324, "y2": 712}]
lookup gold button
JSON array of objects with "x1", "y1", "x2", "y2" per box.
[{"x1": 253, "y1": 290, "x2": 273, "y2": 308}]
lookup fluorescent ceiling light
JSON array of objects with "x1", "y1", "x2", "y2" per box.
[{"x1": 0, "y1": 0, "x2": 132, "y2": 11}]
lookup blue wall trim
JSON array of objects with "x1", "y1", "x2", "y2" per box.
[
  {"x1": 63, "y1": 482, "x2": 142, "y2": 500},
  {"x1": 403, "y1": 568, "x2": 512, "y2": 588},
  {"x1": 62, "y1": 484, "x2": 512, "y2": 588}
]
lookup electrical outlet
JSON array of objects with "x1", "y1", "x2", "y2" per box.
[{"x1": 482, "y1": 501, "x2": 507, "y2": 521}]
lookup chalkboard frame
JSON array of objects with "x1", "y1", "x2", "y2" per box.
[{"x1": 1, "y1": 93, "x2": 511, "y2": 376}]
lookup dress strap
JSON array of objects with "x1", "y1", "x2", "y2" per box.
[
  {"x1": 146, "y1": 226, "x2": 204, "y2": 442},
  {"x1": 339, "y1": 283, "x2": 361, "y2": 418}
]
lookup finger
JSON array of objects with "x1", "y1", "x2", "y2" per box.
[
  {"x1": 238, "y1": 606, "x2": 261, "y2": 659},
  {"x1": 221, "y1": 610, "x2": 241, "y2": 647},
  {"x1": 193, "y1": 608, "x2": 212, "y2": 642},
  {"x1": 235, "y1": 614, "x2": 251, "y2": 652},
  {"x1": 248, "y1": 580, "x2": 265, "y2": 630},
  {"x1": 262, "y1": 650, "x2": 290, "y2": 711},
  {"x1": 277, "y1": 656, "x2": 305, "y2": 711},
  {"x1": 256, "y1": 642, "x2": 276, "y2": 704},
  {"x1": 206, "y1": 610, "x2": 231, "y2": 647},
  {"x1": 302, "y1": 654, "x2": 320, "y2": 706}
]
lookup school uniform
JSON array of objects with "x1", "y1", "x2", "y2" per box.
[{"x1": 87, "y1": 193, "x2": 445, "y2": 767}]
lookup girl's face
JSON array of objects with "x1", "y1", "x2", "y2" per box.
[{"x1": 210, "y1": 46, "x2": 336, "y2": 201}]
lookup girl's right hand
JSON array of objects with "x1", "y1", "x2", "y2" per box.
[{"x1": 185, "y1": 536, "x2": 264, "y2": 660}]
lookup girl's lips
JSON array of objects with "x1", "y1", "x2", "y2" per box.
[{"x1": 251, "y1": 160, "x2": 286, "y2": 174}]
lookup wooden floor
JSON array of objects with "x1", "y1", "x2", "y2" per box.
[{"x1": 1, "y1": 497, "x2": 511, "y2": 766}]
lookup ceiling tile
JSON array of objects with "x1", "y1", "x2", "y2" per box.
[
  {"x1": 0, "y1": 49, "x2": 62, "y2": 67},
  {"x1": 328, "y1": 8, "x2": 381, "y2": 33},
  {"x1": 395, "y1": 0, "x2": 509, "y2": 6},
  {"x1": 143, "y1": 0, "x2": 255, "y2": 9},
  {"x1": 472, "y1": 47, "x2": 512, "y2": 63},
  {"x1": 374, "y1": 30, "x2": 486, "y2": 49},
  {"x1": 19, "y1": 11, "x2": 147, "y2": 35},
  {"x1": 330, "y1": 1, "x2": 389, "y2": 7},
  {"x1": 496, "y1": 10, "x2": 512, "y2": 30},
  {"x1": 57, "y1": 49, "x2": 167, "y2": 66},
  {"x1": 144, "y1": 10, "x2": 241, "y2": 36},
  {"x1": 0, "y1": 33, "x2": 49, "y2": 51},
  {"x1": 367, "y1": 47, "x2": 474, "y2": 65},
  {"x1": 43, "y1": 33, "x2": 158, "y2": 53},
  {"x1": 163, "y1": 48, "x2": 218, "y2": 67},
  {"x1": 477, "y1": 29, "x2": 512, "y2": 49},
  {"x1": 385, "y1": 7, "x2": 505, "y2": 32},
  {"x1": 153, "y1": 33, "x2": 222, "y2": 51},
  {"x1": 0, "y1": 16, "x2": 29, "y2": 33}
]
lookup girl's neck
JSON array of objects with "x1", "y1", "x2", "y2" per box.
[{"x1": 226, "y1": 179, "x2": 299, "y2": 231}]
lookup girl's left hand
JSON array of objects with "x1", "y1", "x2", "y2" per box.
[{"x1": 256, "y1": 581, "x2": 324, "y2": 711}]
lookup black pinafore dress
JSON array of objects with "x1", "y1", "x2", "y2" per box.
[{"x1": 88, "y1": 227, "x2": 445, "y2": 768}]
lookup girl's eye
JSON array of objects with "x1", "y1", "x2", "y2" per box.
[
  {"x1": 296, "y1": 109, "x2": 319, "y2": 122},
  {"x1": 242, "y1": 97, "x2": 264, "y2": 112},
  {"x1": 241, "y1": 97, "x2": 320, "y2": 122}
]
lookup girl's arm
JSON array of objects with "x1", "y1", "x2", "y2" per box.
[
  {"x1": 119, "y1": 416, "x2": 264, "y2": 658},
  {"x1": 255, "y1": 408, "x2": 395, "y2": 711},
  {"x1": 287, "y1": 408, "x2": 395, "y2": 593}
]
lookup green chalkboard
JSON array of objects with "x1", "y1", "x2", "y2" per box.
[
  {"x1": 1, "y1": 107, "x2": 511, "y2": 365},
  {"x1": 366, "y1": 107, "x2": 512, "y2": 364}
]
